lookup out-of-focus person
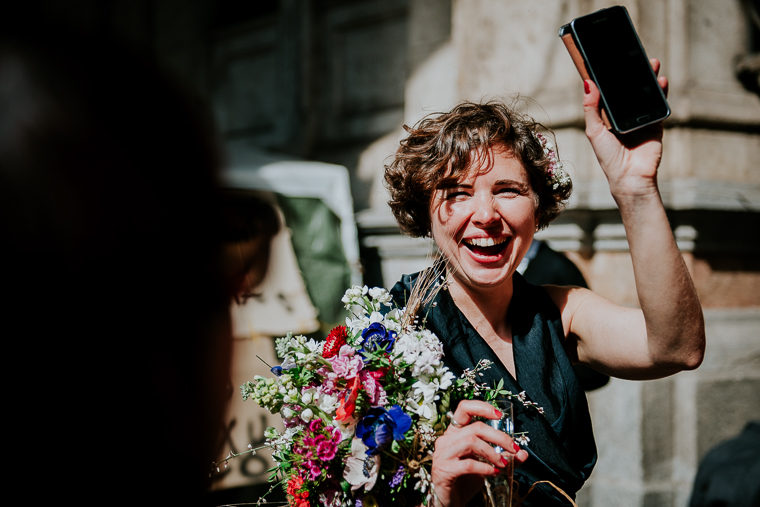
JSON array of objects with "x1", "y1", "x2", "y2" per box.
[
  {"x1": 1, "y1": 20, "x2": 232, "y2": 507},
  {"x1": 219, "y1": 190, "x2": 282, "y2": 304},
  {"x1": 688, "y1": 421, "x2": 760, "y2": 507}
]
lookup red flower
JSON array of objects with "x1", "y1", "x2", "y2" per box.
[
  {"x1": 323, "y1": 325, "x2": 347, "y2": 358},
  {"x1": 287, "y1": 475, "x2": 310, "y2": 507},
  {"x1": 369, "y1": 367, "x2": 389, "y2": 381},
  {"x1": 335, "y1": 376, "x2": 361, "y2": 422}
]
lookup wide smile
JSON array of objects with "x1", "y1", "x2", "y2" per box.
[{"x1": 462, "y1": 236, "x2": 509, "y2": 257}]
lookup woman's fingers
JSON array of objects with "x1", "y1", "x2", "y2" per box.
[
  {"x1": 436, "y1": 456, "x2": 504, "y2": 477},
  {"x1": 450, "y1": 399, "x2": 502, "y2": 426},
  {"x1": 448, "y1": 400, "x2": 522, "y2": 460},
  {"x1": 649, "y1": 58, "x2": 669, "y2": 98},
  {"x1": 650, "y1": 57, "x2": 660, "y2": 76},
  {"x1": 659, "y1": 75, "x2": 669, "y2": 98},
  {"x1": 439, "y1": 422, "x2": 516, "y2": 466},
  {"x1": 582, "y1": 79, "x2": 608, "y2": 139}
]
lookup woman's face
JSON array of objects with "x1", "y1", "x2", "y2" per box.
[{"x1": 429, "y1": 146, "x2": 538, "y2": 292}]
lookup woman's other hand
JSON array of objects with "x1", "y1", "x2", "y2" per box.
[
  {"x1": 431, "y1": 400, "x2": 529, "y2": 507},
  {"x1": 582, "y1": 58, "x2": 669, "y2": 198}
]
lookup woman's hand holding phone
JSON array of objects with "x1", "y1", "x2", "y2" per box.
[{"x1": 583, "y1": 58, "x2": 669, "y2": 199}]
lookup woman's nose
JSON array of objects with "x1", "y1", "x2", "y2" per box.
[{"x1": 470, "y1": 196, "x2": 500, "y2": 225}]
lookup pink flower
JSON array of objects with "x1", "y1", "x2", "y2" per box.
[
  {"x1": 360, "y1": 370, "x2": 388, "y2": 407},
  {"x1": 330, "y1": 353, "x2": 363, "y2": 380},
  {"x1": 308, "y1": 418, "x2": 323, "y2": 433},
  {"x1": 317, "y1": 439, "x2": 337, "y2": 461},
  {"x1": 306, "y1": 459, "x2": 322, "y2": 480}
]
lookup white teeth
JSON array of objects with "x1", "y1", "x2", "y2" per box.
[{"x1": 465, "y1": 237, "x2": 506, "y2": 247}]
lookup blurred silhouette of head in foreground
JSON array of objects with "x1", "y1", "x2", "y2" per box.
[{"x1": 1, "y1": 22, "x2": 232, "y2": 506}]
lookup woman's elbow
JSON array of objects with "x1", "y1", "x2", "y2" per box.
[
  {"x1": 654, "y1": 329, "x2": 705, "y2": 373},
  {"x1": 676, "y1": 327, "x2": 706, "y2": 371},
  {"x1": 682, "y1": 340, "x2": 706, "y2": 370}
]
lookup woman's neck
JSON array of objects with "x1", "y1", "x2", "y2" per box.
[{"x1": 447, "y1": 274, "x2": 513, "y2": 337}]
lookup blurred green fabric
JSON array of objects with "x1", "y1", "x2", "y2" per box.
[{"x1": 276, "y1": 195, "x2": 351, "y2": 333}]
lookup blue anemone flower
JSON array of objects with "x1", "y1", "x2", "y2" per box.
[
  {"x1": 359, "y1": 322, "x2": 396, "y2": 359},
  {"x1": 355, "y1": 405, "x2": 412, "y2": 455}
]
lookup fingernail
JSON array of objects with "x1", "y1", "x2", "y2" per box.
[
  {"x1": 494, "y1": 409, "x2": 502, "y2": 418},
  {"x1": 513, "y1": 442, "x2": 520, "y2": 452},
  {"x1": 584, "y1": 81, "x2": 590, "y2": 94},
  {"x1": 493, "y1": 466, "x2": 501, "y2": 475},
  {"x1": 501, "y1": 456, "x2": 509, "y2": 466}
]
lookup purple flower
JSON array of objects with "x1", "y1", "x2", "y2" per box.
[
  {"x1": 355, "y1": 405, "x2": 412, "y2": 455},
  {"x1": 389, "y1": 464, "x2": 405, "y2": 488}
]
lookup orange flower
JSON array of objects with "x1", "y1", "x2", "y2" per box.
[{"x1": 335, "y1": 376, "x2": 361, "y2": 422}]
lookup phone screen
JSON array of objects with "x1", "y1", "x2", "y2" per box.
[{"x1": 571, "y1": 6, "x2": 669, "y2": 132}]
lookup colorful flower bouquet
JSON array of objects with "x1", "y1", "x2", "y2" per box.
[{"x1": 234, "y1": 284, "x2": 536, "y2": 507}]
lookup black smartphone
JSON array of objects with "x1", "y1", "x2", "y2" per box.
[{"x1": 559, "y1": 5, "x2": 670, "y2": 134}]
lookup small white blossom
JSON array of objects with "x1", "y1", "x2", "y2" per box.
[
  {"x1": 368, "y1": 287, "x2": 392, "y2": 306},
  {"x1": 300, "y1": 408, "x2": 314, "y2": 423},
  {"x1": 319, "y1": 393, "x2": 339, "y2": 414}
]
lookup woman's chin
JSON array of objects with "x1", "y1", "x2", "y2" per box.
[{"x1": 451, "y1": 265, "x2": 515, "y2": 292}]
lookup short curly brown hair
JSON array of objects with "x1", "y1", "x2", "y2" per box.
[{"x1": 385, "y1": 101, "x2": 572, "y2": 238}]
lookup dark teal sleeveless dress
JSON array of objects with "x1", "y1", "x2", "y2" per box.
[{"x1": 390, "y1": 272, "x2": 597, "y2": 506}]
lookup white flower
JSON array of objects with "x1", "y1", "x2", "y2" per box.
[
  {"x1": 346, "y1": 315, "x2": 370, "y2": 336},
  {"x1": 411, "y1": 368, "x2": 456, "y2": 405},
  {"x1": 368, "y1": 287, "x2": 392, "y2": 306},
  {"x1": 318, "y1": 393, "x2": 339, "y2": 414},
  {"x1": 392, "y1": 329, "x2": 446, "y2": 377},
  {"x1": 407, "y1": 400, "x2": 436, "y2": 420},
  {"x1": 343, "y1": 438, "x2": 379, "y2": 491},
  {"x1": 383, "y1": 316, "x2": 402, "y2": 333},
  {"x1": 341, "y1": 285, "x2": 369, "y2": 307},
  {"x1": 367, "y1": 287, "x2": 385, "y2": 299},
  {"x1": 301, "y1": 388, "x2": 315, "y2": 405},
  {"x1": 281, "y1": 407, "x2": 294, "y2": 418},
  {"x1": 300, "y1": 408, "x2": 314, "y2": 423},
  {"x1": 515, "y1": 434, "x2": 530, "y2": 446}
]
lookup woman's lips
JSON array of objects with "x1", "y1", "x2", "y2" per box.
[{"x1": 463, "y1": 236, "x2": 509, "y2": 257}]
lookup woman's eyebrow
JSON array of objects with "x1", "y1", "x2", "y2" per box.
[
  {"x1": 494, "y1": 179, "x2": 528, "y2": 186},
  {"x1": 438, "y1": 182, "x2": 473, "y2": 190}
]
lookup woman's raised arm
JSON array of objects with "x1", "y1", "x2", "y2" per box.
[{"x1": 548, "y1": 59, "x2": 705, "y2": 380}]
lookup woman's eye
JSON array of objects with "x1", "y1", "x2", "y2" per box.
[{"x1": 445, "y1": 190, "x2": 468, "y2": 200}]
